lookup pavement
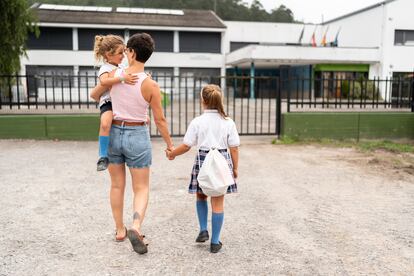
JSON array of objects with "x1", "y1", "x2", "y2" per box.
[{"x1": 0, "y1": 137, "x2": 413, "y2": 275}]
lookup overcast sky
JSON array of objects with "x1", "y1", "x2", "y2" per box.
[{"x1": 245, "y1": 0, "x2": 383, "y2": 23}]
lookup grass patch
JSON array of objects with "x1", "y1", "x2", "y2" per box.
[
  {"x1": 273, "y1": 136, "x2": 414, "y2": 154},
  {"x1": 358, "y1": 141, "x2": 414, "y2": 153},
  {"x1": 272, "y1": 136, "x2": 299, "y2": 145}
]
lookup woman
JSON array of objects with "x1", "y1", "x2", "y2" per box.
[{"x1": 91, "y1": 33, "x2": 173, "y2": 254}]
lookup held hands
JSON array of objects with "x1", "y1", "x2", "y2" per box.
[{"x1": 165, "y1": 146, "x2": 175, "y2": 160}]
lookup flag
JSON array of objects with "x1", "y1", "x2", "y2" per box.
[
  {"x1": 311, "y1": 32, "x2": 317, "y2": 47},
  {"x1": 333, "y1": 27, "x2": 341, "y2": 47},
  {"x1": 321, "y1": 26, "x2": 329, "y2": 47},
  {"x1": 298, "y1": 25, "x2": 305, "y2": 44},
  {"x1": 311, "y1": 26, "x2": 317, "y2": 47}
]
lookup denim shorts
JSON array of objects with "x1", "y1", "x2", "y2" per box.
[{"x1": 108, "y1": 124, "x2": 152, "y2": 168}]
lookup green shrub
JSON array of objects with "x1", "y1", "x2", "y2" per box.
[
  {"x1": 161, "y1": 91, "x2": 170, "y2": 107},
  {"x1": 341, "y1": 80, "x2": 382, "y2": 100}
]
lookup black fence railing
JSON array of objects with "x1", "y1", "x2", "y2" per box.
[
  {"x1": 1, "y1": 74, "x2": 413, "y2": 136},
  {"x1": 284, "y1": 77, "x2": 414, "y2": 112},
  {"x1": 0, "y1": 74, "x2": 282, "y2": 136}
]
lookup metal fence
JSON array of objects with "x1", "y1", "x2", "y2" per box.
[
  {"x1": 0, "y1": 74, "x2": 282, "y2": 136},
  {"x1": 284, "y1": 77, "x2": 414, "y2": 112},
  {"x1": 0, "y1": 74, "x2": 413, "y2": 137}
]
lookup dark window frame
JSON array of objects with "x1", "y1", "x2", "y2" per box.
[
  {"x1": 129, "y1": 30, "x2": 174, "y2": 52},
  {"x1": 179, "y1": 32, "x2": 221, "y2": 53},
  {"x1": 394, "y1": 29, "x2": 414, "y2": 46},
  {"x1": 78, "y1": 28, "x2": 125, "y2": 51},
  {"x1": 27, "y1": 27, "x2": 73, "y2": 50}
]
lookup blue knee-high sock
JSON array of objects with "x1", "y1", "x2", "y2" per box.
[
  {"x1": 99, "y1": 136, "x2": 110, "y2": 158},
  {"x1": 196, "y1": 200, "x2": 208, "y2": 232},
  {"x1": 211, "y1": 212, "x2": 224, "y2": 245}
]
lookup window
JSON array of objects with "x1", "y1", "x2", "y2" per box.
[
  {"x1": 179, "y1": 32, "x2": 221, "y2": 53},
  {"x1": 129, "y1": 31, "x2": 174, "y2": 52},
  {"x1": 27, "y1": 27, "x2": 73, "y2": 50},
  {"x1": 78, "y1": 28, "x2": 125, "y2": 51},
  {"x1": 394, "y1": 30, "x2": 414, "y2": 46},
  {"x1": 230, "y1": 42, "x2": 259, "y2": 52}
]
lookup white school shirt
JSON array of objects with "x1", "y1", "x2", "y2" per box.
[
  {"x1": 98, "y1": 63, "x2": 117, "y2": 107},
  {"x1": 183, "y1": 110, "x2": 240, "y2": 150}
]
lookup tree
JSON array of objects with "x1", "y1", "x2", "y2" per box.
[
  {"x1": 1, "y1": 0, "x2": 38, "y2": 75},
  {"x1": 249, "y1": 0, "x2": 268, "y2": 22},
  {"x1": 270, "y1": 5, "x2": 294, "y2": 23},
  {"x1": 26, "y1": 0, "x2": 296, "y2": 23}
]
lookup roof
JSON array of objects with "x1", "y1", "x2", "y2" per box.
[
  {"x1": 323, "y1": 0, "x2": 397, "y2": 24},
  {"x1": 31, "y1": 3, "x2": 226, "y2": 29}
]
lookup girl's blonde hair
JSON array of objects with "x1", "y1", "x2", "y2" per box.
[
  {"x1": 201, "y1": 84, "x2": 228, "y2": 119},
  {"x1": 93, "y1": 34, "x2": 124, "y2": 62}
]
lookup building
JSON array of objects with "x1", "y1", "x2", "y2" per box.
[{"x1": 22, "y1": 0, "x2": 414, "y2": 100}]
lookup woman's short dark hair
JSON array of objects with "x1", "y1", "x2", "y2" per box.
[{"x1": 127, "y1": 33, "x2": 155, "y2": 63}]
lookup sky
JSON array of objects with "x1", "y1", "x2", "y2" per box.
[{"x1": 245, "y1": 0, "x2": 383, "y2": 23}]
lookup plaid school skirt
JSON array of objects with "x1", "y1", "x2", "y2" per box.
[{"x1": 189, "y1": 149, "x2": 238, "y2": 195}]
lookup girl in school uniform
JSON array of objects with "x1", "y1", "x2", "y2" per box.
[{"x1": 166, "y1": 84, "x2": 240, "y2": 253}]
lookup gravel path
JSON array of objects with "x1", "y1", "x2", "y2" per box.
[{"x1": 0, "y1": 138, "x2": 413, "y2": 275}]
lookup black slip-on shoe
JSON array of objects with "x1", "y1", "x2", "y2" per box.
[
  {"x1": 97, "y1": 157, "x2": 109, "y2": 171},
  {"x1": 127, "y1": 229, "x2": 148, "y2": 254},
  {"x1": 195, "y1": 230, "x2": 209, "y2": 243},
  {"x1": 210, "y1": 241, "x2": 222, "y2": 253}
]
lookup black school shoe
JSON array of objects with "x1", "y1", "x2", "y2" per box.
[
  {"x1": 97, "y1": 157, "x2": 109, "y2": 171},
  {"x1": 210, "y1": 242, "x2": 222, "y2": 253},
  {"x1": 195, "y1": 230, "x2": 209, "y2": 243}
]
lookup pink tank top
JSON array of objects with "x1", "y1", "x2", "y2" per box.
[{"x1": 110, "y1": 69, "x2": 149, "y2": 122}]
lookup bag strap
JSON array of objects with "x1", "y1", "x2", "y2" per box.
[{"x1": 197, "y1": 146, "x2": 216, "y2": 170}]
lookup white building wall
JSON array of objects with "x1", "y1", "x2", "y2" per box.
[
  {"x1": 224, "y1": 21, "x2": 326, "y2": 53},
  {"x1": 385, "y1": 0, "x2": 414, "y2": 75},
  {"x1": 323, "y1": 7, "x2": 383, "y2": 48},
  {"x1": 324, "y1": 0, "x2": 414, "y2": 78}
]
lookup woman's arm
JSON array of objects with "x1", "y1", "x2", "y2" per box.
[
  {"x1": 229, "y1": 146, "x2": 239, "y2": 178},
  {"x1": 143, "y1": 79, "x2": 173, "y2": 150}
]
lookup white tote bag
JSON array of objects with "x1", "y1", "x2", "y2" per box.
[{"x1": 197, "y1": 148, "x2": 234, "y2": 197}]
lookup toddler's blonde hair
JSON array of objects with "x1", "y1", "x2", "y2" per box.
[{"x1": 93, "y1": 34, "x2": 124, "y2": 62}]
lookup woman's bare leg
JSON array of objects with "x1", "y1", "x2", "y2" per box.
[
  {"x1": 129, "y1": 167, "x2": 150, "y2": 233},
  {"x1": 108, "y1": 163, "x2": 126, "y2": 238}
]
